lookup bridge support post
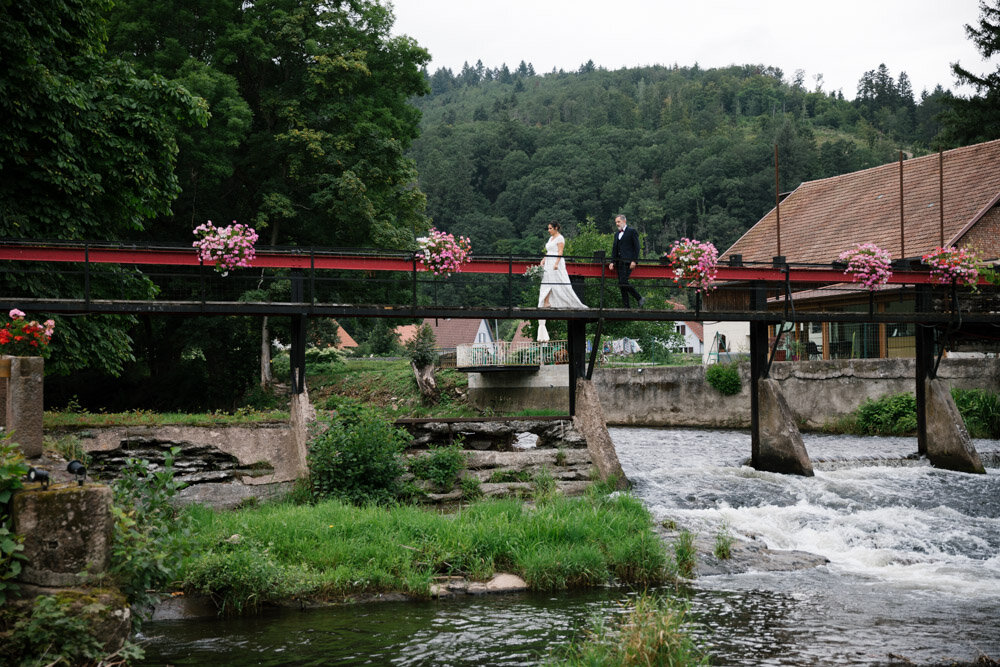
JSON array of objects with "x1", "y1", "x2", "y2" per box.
[
  {"x1": 567, "y1": 319, "x2": 587, "y2": 416},
  {"x1": 749, "y1": 283, "x2": 813, "y2": 475},
  {"x1": 915, "y1": 285, "x2": 933, "y2": 456},
  {"x1": 749, "y1": 283, "x2": 769, "y2": 468},
  {"x1": 290, "y1": 270, "x2": 306, "y2": 395}
]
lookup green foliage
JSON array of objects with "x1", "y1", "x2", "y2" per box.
[
  {"x1": 951, "y1": 388, "x2": 1000, "y2": 439},
  {"x1": 0, "y1": 435, "x2": 28, "y2": 605},
  {"x1": 403, "y1": 323, "x2": 439, "y2": 367},
  {"x1": 179, "y1": 486, "x2": 667, "y2": 606},
  {"x1": 109, "y1": 448, "x2": 193, "y2": 612},
  {"x1": 184, "y1": 543, "x2": 285, "y2": 616},
  {"x1": 459, "y1": 475, "x2": 483, "y2": 500},
  {"x1": 706, "y1": 363, "x2": 742, "y2": 395},
  {"x1": 307, "y1": 412, "x2": 410, "y2": 505},
  {"x1": 408, "y1": 444, "x2": 467, "y2": 491},
  {"x1": 714, "y1": 524, "x2": 735, "y2": 560},
  {"x1": 855, "y1": 392, "x2": 917, "y2": 435},
  {"x1": 673, "y1": 529, "x2": 698, "y2": 579},
  {"x1": 532, "y1": 467, "x2": 558, "y2": 500},
  {"x1": 0, "y1": 1, "x2": 208, "y2": 377},
  {"x1": 543, "y1": 594, "x2": 708, "y2": 666},
  {"x1": 3, "y1": 594, "x2": 144, "y2": 667}
]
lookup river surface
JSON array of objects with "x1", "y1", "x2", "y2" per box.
[{"x1": 138, "y1": 429, "x2": 1000, "y2": 666}]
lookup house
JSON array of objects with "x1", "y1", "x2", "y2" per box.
[
  {"x1": 717, "y1": 138, "x2": 1000, "y2": 360},
  {"x1": 664, "y1": 301, "x2": 704, "y2": 356},
  {"x1": 395, "y1": 318, "x2": 494, "y2": 353},
  {"x1": 331, "y1": 321, "x2": 358, "y2": 350}
]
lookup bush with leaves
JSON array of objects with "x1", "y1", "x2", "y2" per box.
[
  {"x1": 705, "y1": 363, "x2": 741, "y2": 396},
  {"x1": 109, "y1": 447, "x2": 193, "y2": 613},
  {"x1": 855, "y1": 392, "x2": 917, "y2": 435},
  {"x1": 0, "y1": 434, "x2": 28, "y2": 605},
  {"x1": 950, "y1": 388, "x2": 1000, "y2": 439},
  {"x1": 307, "y1": 410, "x2": 410, "y2": 505},
  {"x1": 2, "y1": 593, "x2": 144, "y2": 666},
  {"x1": 409, "y1": 444, "x2": 466, "y2": 491}
]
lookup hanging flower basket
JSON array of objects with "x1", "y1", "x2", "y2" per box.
[
  {"x1": 921, "y1": 246, "x2": 979, "y2": 287},
  {"x1": 664, "y1": 238, "x2": 719, "y2": 293},
  {"x1": 837, "y1": 243, "x2": 892, "y2": 291},
  {"x1": 0, "y1": 309, "x2": 55, "y2": 358},
  {"x1": 417, "y1": 228, "x2": 472, "y2": 277},
  {"x1": 193, "y1": 220, "x2": 258, "y2": 276}
]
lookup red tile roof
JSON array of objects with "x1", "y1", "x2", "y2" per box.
[
  {"x1": 333, "y1": 321, "x2": 358, "y2": 349},
  {"x1": 724, "y1": 139, "x2": 1000, "y2": 264},
  {"x1": 394, "y1": 318, "x2": 487, "y2": 351}
]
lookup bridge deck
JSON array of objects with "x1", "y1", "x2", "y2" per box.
[{"x1": 1, "y1": 240, "x2": 995, "y2": 324}]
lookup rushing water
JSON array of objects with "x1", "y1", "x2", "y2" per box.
[{"x1": 138, "y1": 429, "x2": 1000, "y2": 666}]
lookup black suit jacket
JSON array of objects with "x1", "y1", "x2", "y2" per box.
[{"x1": 612, "y1": 226, "x2": 640, "y2": 262}]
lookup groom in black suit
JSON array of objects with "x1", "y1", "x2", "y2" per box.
[{"x1": 608, "y1": 214, "x2": 644, "y2": 308}]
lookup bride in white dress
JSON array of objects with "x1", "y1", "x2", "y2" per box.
[{"x1": 537, "y1": 222, "x2": 587, "y2": 342}]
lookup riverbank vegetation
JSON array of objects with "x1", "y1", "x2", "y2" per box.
[
  {"x1": 822, "y1": 388, "x2": 1000, "y2": 439},
  {"x1": 181, "y1": 487, "x2": 669, "y2": 615},
  {"x1": 544, "y1": 594, "x2": 708, "y2": 666}
]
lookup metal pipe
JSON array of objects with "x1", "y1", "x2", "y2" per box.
[
  {"x1": 774, "y1": 144, "x2": 781, "y2": 258},
  {"x1": 899, "y1": 151, "x2": 905, "y2": 259}
]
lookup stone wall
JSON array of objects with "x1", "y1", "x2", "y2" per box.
[{"x1": 593, "y1": 358, "x2": 1000, "y2": 429}]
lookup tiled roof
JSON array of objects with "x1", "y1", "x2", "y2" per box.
[
  {"x1": 686, "y1": 321, "x2": 704, "y2": 343},
  {"x1": 332, "y1": 320, "x2": 358, "y2": 348},
  {"x1": 394, "y1": 318, "x2": 487, "y2": 351},
  {"x1": 724, "y1": 139, "x2": 1000, "y2": 264},
  {"x1": 511, "y1": 320, "x2": 533, "y2": 343}
]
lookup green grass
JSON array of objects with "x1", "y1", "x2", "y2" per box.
[
  {"x1": 543, "y1": 594, "x2": 709, "y2": 666},
  {"x1": 44, "y1": 408, "x2": 289, "y2": 429},
  {"x1": 180, "y1": 487, "x2": 669, "y2": 613}
]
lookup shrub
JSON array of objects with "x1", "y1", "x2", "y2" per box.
[
  {"x1": 3, "y1": 594, "x2": 144, "y2": 666},
  {"x1": 304, "y1": 345, "x2": 346, "y2": 371},
  {"x1": 185, "y1": 544, "x2": 283, "y2": 616},
  {"x1": 307, "y1": 411, "x2": 410, "y2": 505},
  {"x1": 951, "y1": 388, "x2": 1000, "y2": 438},
  {"x1": 409, "y1": 444, "x2": 467, "y2": 491},
  {"x1": 855, "y1": 392, "x2": 917, "y2": 435},
  {"x1": 0, "y1": 435, "x2": 28, "y2": 605},
  {"x1": 706, "y1": 363, "x2": 741, "y2": 395},
  {"x1": 109, "y1": 447, "x2": 193, "y2": 612}
]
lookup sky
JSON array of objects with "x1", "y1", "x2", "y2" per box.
[{"x1": 390, "y1": 0, "x2": 995, "y2": 100}]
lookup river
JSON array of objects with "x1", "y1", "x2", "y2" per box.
[{"x1": 138, "y1": 429, "x2": 1000, "y2": 666}]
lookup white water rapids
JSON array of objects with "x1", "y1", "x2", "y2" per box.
[{"x1": 614, "y1": 427, "x2": 1000, "y2": 665}]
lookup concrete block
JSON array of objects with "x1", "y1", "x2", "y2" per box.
[
  {"x1": 925, "y1": 378, "x2": 985, "y2": 474},
  {"x1": 757, "y1": 378, "x2": 814, "y2": 476},
  {"x1": 4, "y1": 355, "x2": 44, "y2": 457},
  {"x1": 11, "y1": 484, "x2": 114, "y2": 587}
]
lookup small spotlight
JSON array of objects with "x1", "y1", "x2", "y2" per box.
[
  {"x1": 26, "y1": 467, "x2": 50, "y2": 490},
  {"x1": 67, "y1": 460, "x2": 87, "y2": 486}
]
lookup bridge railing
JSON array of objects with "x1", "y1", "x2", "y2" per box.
[{"x1": 456, "y1": 341, "x2": 568, "y2": 367}]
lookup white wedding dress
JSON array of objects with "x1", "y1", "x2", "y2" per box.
[{"x1": 537, "y1": 233, "x2": 587, "y2": 342}]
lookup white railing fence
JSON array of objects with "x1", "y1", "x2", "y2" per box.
[{"x1": 456, "y1": 341, "x2": 568, "y2": 367}]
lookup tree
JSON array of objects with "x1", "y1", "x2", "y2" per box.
[
  {"x1": 106, "y1": 0, "x2": 432, "y2": 249},
  {"x1": 939, "y1": 0, "x2": 1000, "y2": 145},
  {"x1": 0, "y1": 0, "x2": 208, "y2": 376}
]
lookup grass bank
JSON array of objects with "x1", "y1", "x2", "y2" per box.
[{"x1": 180, "y1": 487, "x2": 669, "y2": 615}]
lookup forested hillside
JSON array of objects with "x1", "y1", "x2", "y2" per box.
[{"x1": 408, "y1": 62, "x2": 953, "y2": 256}]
